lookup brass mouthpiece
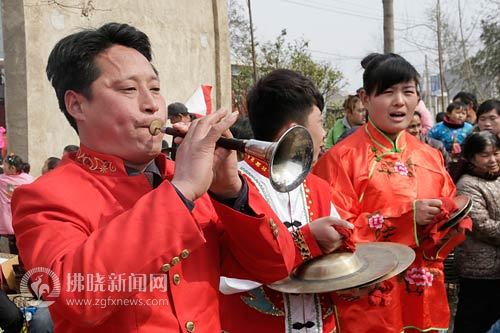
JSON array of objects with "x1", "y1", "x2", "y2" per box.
[{"x1": 149, "y1": 119, "x2": 165, "y2": 136}]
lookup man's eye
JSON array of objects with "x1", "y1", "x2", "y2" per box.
[{"x1": 121, "y1": 87, "x2": 136, "y2": 91}]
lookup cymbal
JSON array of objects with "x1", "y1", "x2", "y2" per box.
[
  {"x1": 438, "y1": 195, "x2": 472, "y2": 231},
  {"x1": 268, "y1": 243, "x2": 400, "y2": 293},
  {"x1": 347, "y1": 242, "x2": 416, "y2": 290}
]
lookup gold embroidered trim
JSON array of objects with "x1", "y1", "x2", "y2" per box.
[
  {"x1": 292, "y1": 229, "x2": 312, "y2": 261},
  {"x1": 76, "y1": 151, "x2": 117, "y2": 174}
]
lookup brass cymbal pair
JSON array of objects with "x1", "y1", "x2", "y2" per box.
[{"x1": 268, "y1": 242, "x2": 415, "y2": 293}]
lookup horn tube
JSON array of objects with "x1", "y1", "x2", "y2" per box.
[{"x1": 149, "y1": 120, "x2": 314, "y2": 193}]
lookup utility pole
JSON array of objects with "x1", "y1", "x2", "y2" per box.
[
  {"x1": 436, "y1": 0, "x2": 446, "y2": 113},
  {"x1": 247, "y1": 0, "x2": 257, "y2": 83},
  {"x1": 425, "y1": 54, "x2": 431, "y2": 108},
  {"x1": 383, "y1": 0, "x2": 394, "y2": 53}
]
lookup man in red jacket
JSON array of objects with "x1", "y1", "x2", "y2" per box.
[{"x1": 11, "y1": 23, "x2": 316, "y2": 333}]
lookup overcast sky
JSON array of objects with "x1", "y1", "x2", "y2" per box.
[{"x1": 241, "y1": 0, "x2": 495, "y2": 93}]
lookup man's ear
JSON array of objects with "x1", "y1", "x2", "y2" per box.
[{"x1": 65, "y1": 90, "x2": 87, "y2": 121}]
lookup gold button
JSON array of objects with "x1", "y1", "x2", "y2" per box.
[
  {"x1": 173, "y1": 273, "x2": 181, "y2": 285},
  {"x1": 171, "y1": 257, "x2": 180, "y2": 266},
  {"x1": 161, "y1": 264, "x2": 171, "y2": 273},
  {"x1": 185, "y1": 321, "x2": 195, "y2": 332},
  {"x1": 180, "y1": 249, "x2": 190, "y2": 259},
  {"x1": 273, "y1": 229, "x2": 279, "y2": 238}
]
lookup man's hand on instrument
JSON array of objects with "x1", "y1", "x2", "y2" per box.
[
  {"x1": 415, "y1": 199, "x2": 442, "y2": 226},
  {"x1": 171, "y1": 109, "x2": 240, "y2": 201},
  {"x1": 309, "y1": 216, "x2": 354, "y2": 254}
]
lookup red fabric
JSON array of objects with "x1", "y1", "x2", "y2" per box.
[
  {"x1": 11, "y1": 145, "x2": 297, "y2": 333},
  {"x1": 201, "y1": 85, "x2": 212, "y2": 115},
  {"x1": 334, "y1": 225, "x2": 355, "y2": 252},
  {"x1": 299, "y1": 224, "x2": 323, "y2": 259},
  {"x1": 368, "y1": 281, "x2": 394, "y2": 306}
]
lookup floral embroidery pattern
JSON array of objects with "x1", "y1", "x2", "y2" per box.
[
  {"x1": 404, "y1": 267, "x2": 439, "y2": 295},
  {"x1": 394, "y1": 161, "x2": 409, "y2": 176},
  {"x1": 377, "y1": 159, "x2": 415, "y2": 177},
  {"x1": 368, "y1": 213, "x2": 396, "y2": 240},
  {"x1": 368, "y1": 214, "x2": 384, "y2": 230}
]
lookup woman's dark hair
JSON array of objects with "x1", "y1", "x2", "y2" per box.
[
  {"x1": 361, "y1": 53, "x2": 420, "y2": 96},
  {"x1": 46, "y1": 23, "x2": 154, "y2": 132},
  {"x1": 446, "y1": 101, "x2": 467, "y2": 114},
  {"x1": 5, "y1": 154, "x2": 30, "y2": 174},
  {"x1": 462, "y1": 131, "x2": 500, "y2": 162},
  {"x1": 247, "y1": 69, "x2": 324, "y2": 141},
  {"x1": 453, "y1": 92, "x2": 478, "y2": 111},
  {"x1": 477, "y1": 99, "x2": 500, "y2": 118}
]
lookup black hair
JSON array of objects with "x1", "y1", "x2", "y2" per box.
[
  {"x1": 230, "y1": 117, "x2": 254, "y2": 140},
  {"x1": 46, "y1": 22, "x2": 153, "y2": 132},
  {"x1": 446, "y1": 101, "x2": 467, "y2": 114},
  {"x1": 246, "y1": 69, "x2": 324, "y2": 141},
  {"x1": 63, "y1": 145, "x2": 79, "y2": 153},
  {"x1": 168, "y1": 102, "x2": 189, "y2": 117},
  {"x1": 477, "y1": 99, "x2": 500, "y2": 118},
  {"x1": 451, "y1": 131, "x2": 500, "y2": 182},
  {"x1": 436, "y1": 111, "x2": 446, "y2": 123},
  {"x1": 46, "y1": 157, "x2": 61, "y2": 171},
  {"x1": 453, "y1": 92, "x2": 478, "y2": 111},
  {"x1": 5, "y1": 155, "x2": 30, "y2": 174},
  {"x1": 361, "y1": 53, "x2": 420, "y2": 96},
  {"x1": 462, "y1": 131, "x2": 500, "y2": 162},
  {"x1": 413, "y1": 111, "x2": 422, "y2": 118}
]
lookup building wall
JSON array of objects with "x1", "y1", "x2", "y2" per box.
[{"x1": 2, "y1": 0, "x2": 231, "y2": 175}]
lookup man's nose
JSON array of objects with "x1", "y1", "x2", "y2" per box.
[{"x1": 140, "y1": 89, "x2": 160, "y2": 113}]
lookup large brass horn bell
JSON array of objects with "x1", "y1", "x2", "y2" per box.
[{"x1": 149, "y1": 120, "x2": 314, "y2": 193}]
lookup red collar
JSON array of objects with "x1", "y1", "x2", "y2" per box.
[
  {"x1": 244, "y1": 155, "x2": 270, "y2": 177},
  {"x1": 72, "y1": 145, "x2": 168, "y2": 177}
]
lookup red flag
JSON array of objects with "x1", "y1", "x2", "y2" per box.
[{"x1": 185, "y1": 85, "x2": 212, "y2": 116}]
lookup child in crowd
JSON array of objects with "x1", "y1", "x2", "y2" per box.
[{"x1": 428, "y1": 101, "x2": 474, "y2": 158}]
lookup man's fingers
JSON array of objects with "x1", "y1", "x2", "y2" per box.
[
  {"x1": 200, "y1": 108, "x2": 230, "y2": 125},
  {"x1": 427, "y1": 199, "x2": 443, "y2": 208},
  {"x1": 210, "y1": 111, "x2": 239, "y2": 135},
  {"x1": 427, "y1": 206, "x2": 442, "y2": 215},
  {"x1": 325, "y1": 217, "x2": 354, "y2": 229}
]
